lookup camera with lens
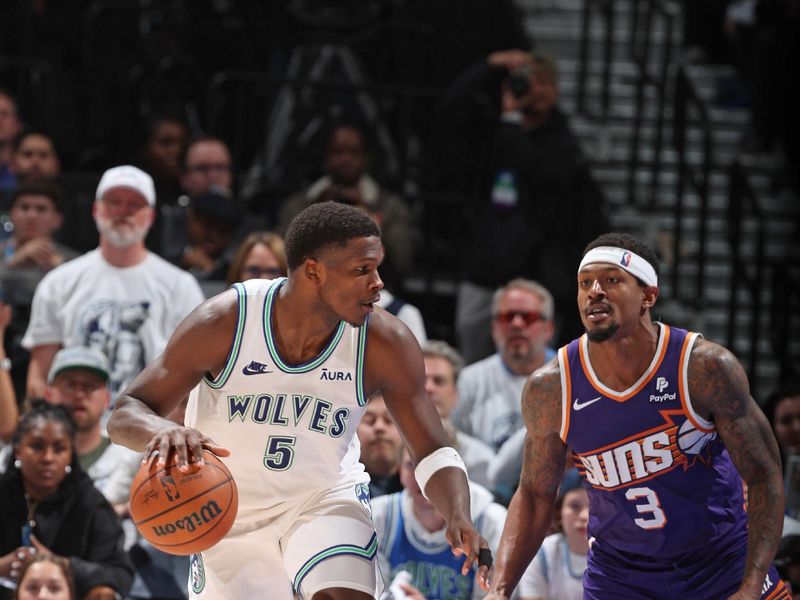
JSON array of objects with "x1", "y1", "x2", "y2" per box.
[{"x1": 508, "y1": 66, "x2": 531, "y2": 99}]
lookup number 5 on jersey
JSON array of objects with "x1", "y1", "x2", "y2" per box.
[{"x1": 264, "y1": 436, "x2": 296, "y2": 470}]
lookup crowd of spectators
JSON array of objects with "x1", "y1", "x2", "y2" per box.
[{"x1": 0, "y1": 2, "x2": 797, "y2": 599}]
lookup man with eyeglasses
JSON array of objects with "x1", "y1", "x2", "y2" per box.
[
  {"x1": 180, "y1": 136, "x2": 233, "y2": 199},
  {"x1": 22, "y1": 165, "x2": 205, "y2": 402},
  {"x1": 44, "y1": 346, "x2": 140, "y2": 496},
  {"x1": 452, "y1": 278, "x2": 556, "y2": 453}
]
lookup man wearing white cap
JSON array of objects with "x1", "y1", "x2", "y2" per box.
[
  {"x1": 483, "y1": 232, "x2": 787, "y2": 599},
  {"x1": 22, "y1": 165, "x2": 205, "y2": 401}
]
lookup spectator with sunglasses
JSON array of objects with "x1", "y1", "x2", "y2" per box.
[
  {"x1": 225, "y1": 231, "x2": 287, "y2": 287},
  {"x1": 452, "y1": 278, "x2": 555, "y2": 456}
]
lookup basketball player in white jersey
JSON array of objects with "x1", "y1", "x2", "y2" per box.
[{"x1": 108, "y1": 201, "x2": 489, "y2": 600}]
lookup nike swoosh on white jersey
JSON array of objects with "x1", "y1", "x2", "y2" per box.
[{"x1": 572, "y1": 396, "x2": 602, "y2": 411}]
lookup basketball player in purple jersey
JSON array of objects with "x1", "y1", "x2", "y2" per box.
[{"x1": 481, "y1": 232, "x2": 788, "y2": 599}]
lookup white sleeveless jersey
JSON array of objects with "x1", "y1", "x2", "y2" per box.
[{"x1": 185, "y1": 278, "x2": 370, "y2": 524}]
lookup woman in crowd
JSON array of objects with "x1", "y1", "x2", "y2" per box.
[
  {"x1": 225, "y1": 231, "x2": 287, "y2": 287},
  {"x1": 0, "y1": 401, "x2": 132, "y2": 600}
]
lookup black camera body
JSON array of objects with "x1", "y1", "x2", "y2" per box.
[{"x1": 508, "y1": 67, "x2": 531, "y2": 99}]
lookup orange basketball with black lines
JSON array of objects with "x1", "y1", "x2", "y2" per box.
[{"x1": 129, "y1": 450, "x2": 238, "y2": 555}]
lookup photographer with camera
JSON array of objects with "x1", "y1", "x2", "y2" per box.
[{"x1": 441, "y1": 49, "x2": 608, "y2": 364}]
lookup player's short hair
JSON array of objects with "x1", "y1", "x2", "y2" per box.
[
  {"x1": 12, "y1": 179, "x2": 63, "y2": 212},
  {"x1": 583, "y1": 232, "x2": 660, "y2": 286},
  {"x1": 422, "y1": 340, "x2": 464, "y2": 383},
  {"x1": 491, "y1": 278, "x2": 555, "y2": 321},
  {"x1": 284, "y1": 201, "x2": 380, "y2": 270}
]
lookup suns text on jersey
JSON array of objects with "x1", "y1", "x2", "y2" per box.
[{"x1": 227, "y1": 394, "x2": 349, "y2": 437}]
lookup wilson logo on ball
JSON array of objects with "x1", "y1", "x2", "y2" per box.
[
  {"x1": 130, "y1": 450, "x2": 238, "y2": 555},
  {"x1": 152, "y1": 500, "x2": 223, "y2": 536}
]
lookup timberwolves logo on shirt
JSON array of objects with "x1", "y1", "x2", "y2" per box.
[
  {"x1": 79, "y1": 299, "x2": 150, "y2": 399},
  {"x1": 355, "y1": 483, "x2": 372, "y2": 519},
  {"x1": 190, "y1": 554, "x2": 205, "y2": 593}
]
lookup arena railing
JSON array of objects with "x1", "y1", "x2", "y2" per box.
[
  {"x1": 671, "y1": 64, "x2": 713, "y2": 306},
  {"x1": 726, "y1": 159, "x2": 766, "y2": 381},
  {"x1": 626, "y1": 0, "x2": 677, "y2": 206},
  {"x1": 770, "y1": 259, "x2": 800, "y2": 385},
  {"x1": 576, "y1": 0, "x2": 616, "y2": 123}
]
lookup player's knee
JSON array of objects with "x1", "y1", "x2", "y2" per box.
[
  {"x1": 299, "y1": 554, "x2": 377, "y2": 600},
  {"x1": 309, "y1": 587, "x2": 374, "y2": 600}
]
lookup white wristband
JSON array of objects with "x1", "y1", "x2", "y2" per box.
[{"x1": 414, "y1": 446, "x2": 468, "y2": 500}]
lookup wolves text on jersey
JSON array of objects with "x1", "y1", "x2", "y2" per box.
[{"x1": 227, "y1": 394, "x2": 350, "y2": 438}]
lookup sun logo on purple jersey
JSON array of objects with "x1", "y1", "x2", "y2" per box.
[{"x1": 620, "y1": 252, "x2": 632, "y2": 267}]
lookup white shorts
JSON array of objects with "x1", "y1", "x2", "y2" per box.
[{"x1": 188, "y1": 481, "x2": 383, "y2": 600}]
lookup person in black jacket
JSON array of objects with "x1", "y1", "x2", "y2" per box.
[
  {"x1": 441, "y1": 50, "x2": 609, "y2": 363},
  {"x1": 0, "y1": 401, "x2": 133, "y2": 600}
]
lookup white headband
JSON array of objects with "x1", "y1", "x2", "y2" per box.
[{"x1": 578, "y1": 246, "x2": 658, "y2": 287}]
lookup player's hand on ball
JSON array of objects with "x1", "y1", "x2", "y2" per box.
[{"x1": 143, "y1": 424, "x2": 230, "y2": 472}]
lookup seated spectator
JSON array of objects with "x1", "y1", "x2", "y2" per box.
[
  {"x1": 453, "y1": 279, "x2": 556, "y2": 452},
  {"x1": 13, "y1": 553, "x2": 75, "y2": 600},
  {"x1": 277, "y1": 122, "x2": 413, "y2": 285},
  {"x1": 0, "y1": 181, "x2": 78, "y2": 276},
  {"x1": 357, "y1": 393, "x2": 404, "y2": 499},
  {"x1": 225, "y1": 231, "x2": 287, "y2": 287},
  {"x1": 21, "y1": 165, "x2": 205, "y2": 402},
  {"x1": 517, "y1": 470, "x2": 589, "y2": 600},
  {"x1": 372, "y1": 447, "x2": 507, "y2": 600},
  {"x1": 180, "y1": 136, "x2": 234, "y2": 199},
  {"x1": 9, "y1": 132, "x2": 61, "y2": 186},
  {"x1": 422, "y1": 340, "x2": 493, "y2": 488},
  {"x1": 160, "y1": 136, "x2": 237, "y2": 266},
  {"x1": 139, "y1": 115, "x2": 188, "y2": 206},
  {"x1": 179, "y1": 190, "x2": 241, "y2": 280},
  {"x1": 376, "y1": 289, "x2": 427, "y2": 344},
  {"x1": 138, "y1": 115, "x2": 189, "y2": 255},
  {"x1": 0, "y1": 90, "x2": 22, "y2": 193},
  {"x1": 763, "y1": 386, "x2": 800, "y2": 473},
  {"x1": 0, "y1": 182, "x2": 78, "y2": 402},
  {"x1": 42, "y1": 346, "x2": 140, "y2": 501},
  {"x1": 0, "y1": 401, "x2": 133, "y2": 600},
  {"x1": 0, "y1": 302, "x2": 18, "y2": 445}
]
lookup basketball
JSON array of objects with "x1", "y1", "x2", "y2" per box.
[{"x1": 129, "y1": 450, "x2": 238, "y2": 555}]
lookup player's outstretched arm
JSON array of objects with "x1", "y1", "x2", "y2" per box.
[
  {"x1": 366, "y1": 309, "x2": 488, "y2": 574},
  {"x1": 482, "y1": 361, "x2": 567, "y2": 600},
  {"x1": 688, "y1": 339, "x2": 784, "y2": 600},
  {"x1": 107, "y1": 289, "x2": 238, "y2": 469}
]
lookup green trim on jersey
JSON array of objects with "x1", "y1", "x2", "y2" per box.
[
  {"x1": 292, "y1": 532, "x2": 378, "y2": 594},
  {"x1": 204, "y1": 283, "x2": 247, "y2": 389},
  {"x1": 355, "y1": 314, "x2": 369, "y2": 406},
  {"x1": 263, "y1": 278, "x2": 346, "y2": 373}
]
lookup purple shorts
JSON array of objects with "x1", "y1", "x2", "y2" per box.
[{"x1": 584, "y1": 535, "x2": 789, "y2": 599}]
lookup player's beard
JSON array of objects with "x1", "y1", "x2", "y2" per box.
[
  {"x1": 96, "y1": 215, "x2": 149, "y2": 248},
  {"x1": 587, "y1": 321, "x2": 620, "y2": 342}
]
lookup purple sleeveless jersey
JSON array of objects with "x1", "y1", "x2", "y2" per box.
[{"x1": 560, "y1": 323, "x2": 748, "y2": 557}]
